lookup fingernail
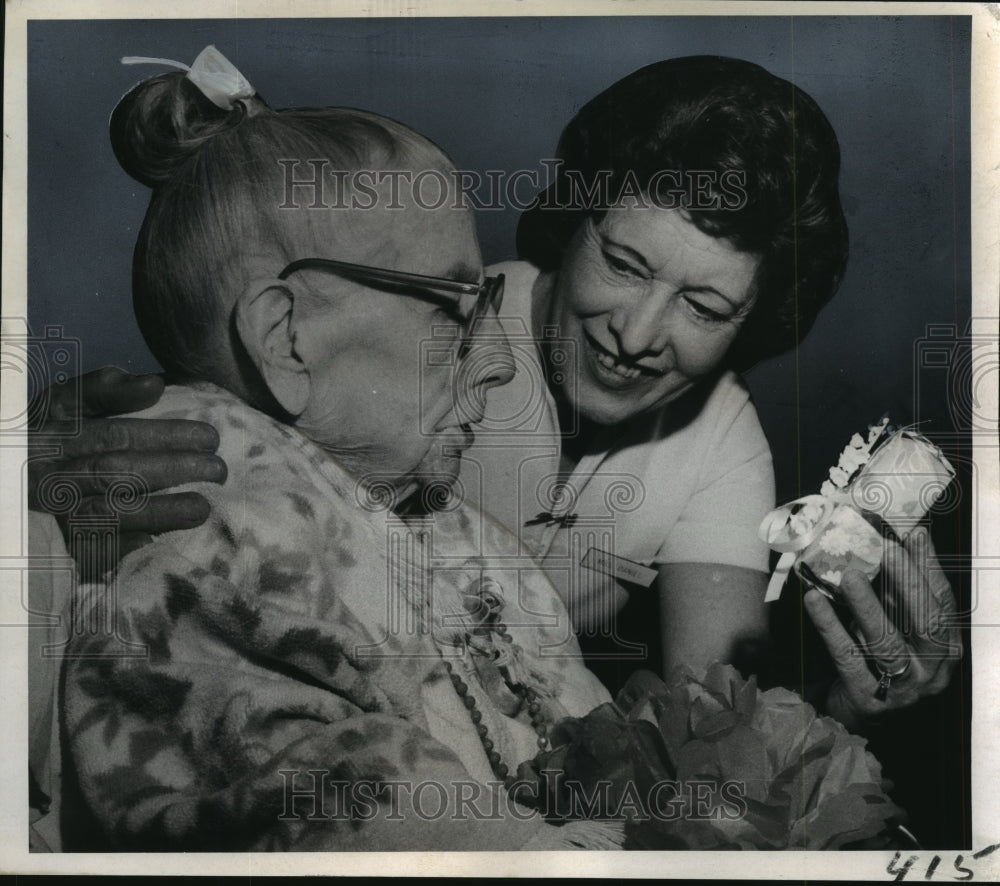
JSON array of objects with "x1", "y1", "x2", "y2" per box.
[
  {"x1": 131, "y1": 373, "x2": 165, "y2": 394},
  {"x1": 179, "y1": 495, "x2": 212, "y2": 526},
  {"x1": 192, "y1": 426, "x2": 220, "y2": 451},
  {"x1": 204, "y1": 456, "x2": 227, "y2": 483},
  {"x1": 190, "y1": 456, "x2": 222, "y2": 482}
]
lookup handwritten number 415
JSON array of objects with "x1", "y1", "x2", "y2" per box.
[{"x1": 887, "y1": 845, "x2": 1000, "y2": 881}]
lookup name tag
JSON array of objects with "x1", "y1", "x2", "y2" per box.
[{"x1": 581, "y1": 548, "x2": 658, "y2": 588}]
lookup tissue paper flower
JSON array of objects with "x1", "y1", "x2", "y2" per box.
[{"x1": 516, "y1": 664, "x2": 906, "y2": 850}]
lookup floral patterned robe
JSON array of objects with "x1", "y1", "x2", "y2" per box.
[{"x1": 63, "y1": 384, "x2": 615, "y2": 851}]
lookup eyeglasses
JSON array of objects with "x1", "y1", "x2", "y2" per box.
[{"x1": 278, "y1": 258, "x2": 505, "y2": 359}]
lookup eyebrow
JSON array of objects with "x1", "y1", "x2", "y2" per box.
[{"x1": 599, "y1": 232, "x2": 751, "y2": 310}]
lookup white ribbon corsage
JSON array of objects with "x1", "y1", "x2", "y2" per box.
[{"x1": 759, "y1": 417, "x2": 956, "y2": 602}]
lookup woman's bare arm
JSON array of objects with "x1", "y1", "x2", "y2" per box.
[{"x1": 656, "y1": 562, "x2": 771, "y2": 675}]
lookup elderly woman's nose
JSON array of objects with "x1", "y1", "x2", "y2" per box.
[
  {"x1": 463, "y1": 313, "x2": 516, "y2": 390},
  {"x1": 452, "y1": 334, "x2": 515, "y2": 426},
  {"x1": 468, "y1": 334, "x2": 516, "y2": 391},
  {"x1": 607, "y1": 289, "x2": 672, "y2": 356}
]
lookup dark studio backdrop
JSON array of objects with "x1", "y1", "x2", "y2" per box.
[{"x1": 26, "y1": 15, "x2": 974, "y2": 847}]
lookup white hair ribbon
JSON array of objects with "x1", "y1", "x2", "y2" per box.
[{"x1": 121, "y1": 45, "x2": 255, "y2": 111}]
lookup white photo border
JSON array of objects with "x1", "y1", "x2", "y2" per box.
[{"x1": 2, "y1": 0, "x2": 998, "y2": 878}]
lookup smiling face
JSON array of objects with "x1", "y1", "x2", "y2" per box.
[
  {"x1": 544, "y1": 205, "x2": 761, "y2": 426},
  {"x1": 282, "y1": 178, "x2": 513, "y2": 504}
]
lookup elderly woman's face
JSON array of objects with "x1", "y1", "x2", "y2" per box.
[
  {"x1": 548, "y1": 205, "x2": 760, "y2": 425},
  {"x1": 288, "y1": 190, "x2": 512, "y2": 504}
]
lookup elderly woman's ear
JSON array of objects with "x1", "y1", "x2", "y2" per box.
[{"x1": 235, "y1": 279, "x2": 311, "y2": 417}]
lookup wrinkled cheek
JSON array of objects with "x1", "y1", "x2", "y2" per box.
[
  {"x1": 446, "y1": 367, "x2": 473, "y2": 412},
  {"x1": 425, "y1": 363, "x2": 459, "y2": 411}
]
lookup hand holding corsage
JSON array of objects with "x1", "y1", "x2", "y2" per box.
[{"x1": 759, "y1": 418, "x2": 962, "y2": 730}]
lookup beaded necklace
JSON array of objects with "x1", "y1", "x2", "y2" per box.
[{"x1": 444, "y1": 578, "x2": 551, "y2": 789}]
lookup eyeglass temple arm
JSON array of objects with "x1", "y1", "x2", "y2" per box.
[{"x1": 278, "y1": 258, "x2": 484, "y2": 294}]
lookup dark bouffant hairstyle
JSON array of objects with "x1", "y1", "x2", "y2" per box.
[
  {"x1": 516, "y1": 56, "x2": 849, "y2": 371},
  {"x1": 111, "y1": 71, "x2": 445, "y2": 382}
]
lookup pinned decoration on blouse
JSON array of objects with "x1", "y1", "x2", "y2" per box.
[
  {"x1": 441, "y1": 576, "x2": 539, "y2": 713},
  {"x1": 759, "y1": 417, "x2": 956, "y2": 603},
  {"x1": 523, "y1": 511, "x2": 579, "y2": 528},
  {"x1": 122, "y1": 45, "x2": 256, "y2": 111}
]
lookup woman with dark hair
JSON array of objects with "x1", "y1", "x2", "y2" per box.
[
  {"x1": 453, "y1": 56, "x2": 954, "y2": 729},
  {"x1": 30, "y1": 55, "x2": 958, "y2": 737},
  {"x1": 516, "y1": 55, "x2": 848, "y2": 373}
]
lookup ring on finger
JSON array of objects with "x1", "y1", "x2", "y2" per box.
[{"x1": 873, "y1": 659, "x2": 911, "y2": 701}]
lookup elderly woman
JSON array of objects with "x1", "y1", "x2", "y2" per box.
[
  {"x1": 51, "y1": 55, "x2": 624, "y2": 851},
  {"x1": 32, "y1": 57, "x2": 958, "y2": 737}
]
